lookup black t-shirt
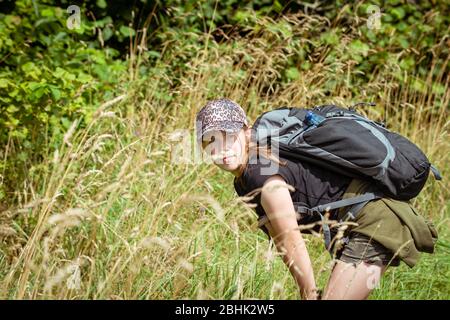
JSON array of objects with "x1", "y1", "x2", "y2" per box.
[{"x1": 233, "y1": 154, "x2": 352, "y2": 237}]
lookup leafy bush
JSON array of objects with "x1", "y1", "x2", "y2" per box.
[
  {"x1": 0, "y1": 0, "x2": 448, "y2": 203},
  {"x1": 0, "y1": 0, "x2": 127, "y2": 199}
]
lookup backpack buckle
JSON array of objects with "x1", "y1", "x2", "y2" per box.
[{"x1": 325, "y1": 110, "x2": 345, "y2": 118}]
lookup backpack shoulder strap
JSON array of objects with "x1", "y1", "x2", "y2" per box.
[
  {"x1": 430, "y1": 164, "x2": 442, "y2": 180},
  {"x1": 257, "y1": 192, "x2": 382, "y2": 227},
  {"x1": 257, "y1": 192, "x2": 383, "y2": 252}
]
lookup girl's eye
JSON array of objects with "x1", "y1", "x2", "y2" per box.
[{"x1": 203, "y1": 136, "x2": 215, "y2": 148}]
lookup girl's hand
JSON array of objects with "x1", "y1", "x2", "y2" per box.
[{"x1": 304, "y1": 288, "x2": 322, "y2": 300}]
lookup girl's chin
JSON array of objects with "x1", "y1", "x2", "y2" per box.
[
  {"x1": 217, "y1": 163, "x2": 237, "y2": 170},
  {"x1": 214, "y1": 156, "x2": 236, "y2": 165},
  {"x1": 215, "y1": 160, "x2": 240, "y2": 171}
]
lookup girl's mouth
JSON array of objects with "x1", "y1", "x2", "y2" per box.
[
  {"x1": 222, "y1": 156, "x2": 235, "y2": 163},
  {"x1": 212, "y1": 152, "x2": 236, "y2": 162}
]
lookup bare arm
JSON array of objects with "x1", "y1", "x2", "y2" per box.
[{"x1": 260, "y1": 175, "x2": 318, "y2": 300}]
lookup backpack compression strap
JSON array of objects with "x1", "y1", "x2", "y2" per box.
[
  {"x1": 257, "y1": 192, "x2": 383, "y2": 251},
  {"x1": 430, "y1": 165, "x2": 442, "y2": 180}
]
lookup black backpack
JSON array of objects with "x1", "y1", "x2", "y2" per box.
[{"x1": 253, "y1": 104, "x2": 442, "y2": 250}]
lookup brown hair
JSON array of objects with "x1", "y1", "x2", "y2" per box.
[{"x1": 235, "y1": 125, "x2": 287, "y2": 179}]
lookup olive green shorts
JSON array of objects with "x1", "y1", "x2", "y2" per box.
[{"x1": 334, "y1": 232, "x2": 401, "y2": 267}]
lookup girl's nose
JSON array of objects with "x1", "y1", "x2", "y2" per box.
[{"x1": 208, "y1": 132, "x2": 237, "y2": 156}]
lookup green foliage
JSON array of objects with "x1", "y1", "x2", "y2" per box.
[
  {"x1": 0, "y1": 0, "x2": 449, "y2": 203},
  {"x1": 154, "y1": 0, "x2": 449, "y2": 90},
  {"x1": 0, "y1": 0, "x2": 127, "y2": 199},
  {"x1": 0, "y1": 0, "x2": 448, "y2": 300}
]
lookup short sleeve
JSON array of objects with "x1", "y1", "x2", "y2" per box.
[
  {"x1": 248, "y1": 160, "x2": 296, "y2": 241},
  {"x1": 235, "y1": 157, "x2": 298, "y2": 241},
  {"x1": 244, "y1": 159, "x2": 297, "y2": 195}
]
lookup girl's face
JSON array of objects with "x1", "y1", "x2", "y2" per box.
[{"x1": 201, "y1": 127, "x2": 249, "y2": 176}]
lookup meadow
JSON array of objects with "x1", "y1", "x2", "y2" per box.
[{"x1": 0, "y1": 1, "x2": 449, "y2": 299}]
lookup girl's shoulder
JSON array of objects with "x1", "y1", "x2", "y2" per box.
[{"x1": 234, "y1": 156, "x2": 297, "y2": 196}]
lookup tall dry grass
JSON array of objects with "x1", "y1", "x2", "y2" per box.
[{"x1": 0, "y1": 12, "x2": 448, "y2": 299}]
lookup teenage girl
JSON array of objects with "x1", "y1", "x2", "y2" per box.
[{"x1": 195, "y1": 98, "x2": 438, "y2": 300}]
